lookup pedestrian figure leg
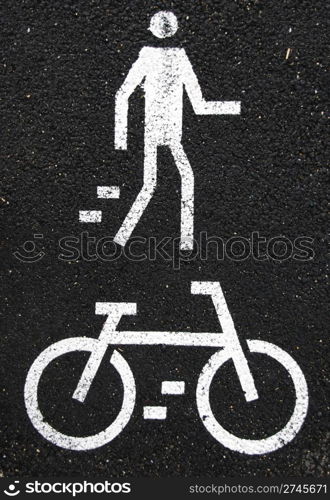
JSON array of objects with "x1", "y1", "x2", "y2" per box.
[
  {"x1": 114, "y1": 140, "x2": 157, "y2": 246},
  {"x1": 170, "y1": 141, "x2": 194, "y2": 250}
]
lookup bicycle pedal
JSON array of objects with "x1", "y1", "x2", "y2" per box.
[
  {"x1": 143, "y1": 406, "x2": 167, "y2": 420},
  {"x1": 161, "y1": 381, "x2": 185, "y2": 395}
]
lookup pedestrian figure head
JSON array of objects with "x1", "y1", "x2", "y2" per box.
[{"x1": 149, "y1": 11, "x2": 178, "y2": 38}]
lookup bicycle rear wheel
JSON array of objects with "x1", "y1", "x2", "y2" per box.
[{"x1": 24, "y1": 337, "x2": 135, "y2": 450}]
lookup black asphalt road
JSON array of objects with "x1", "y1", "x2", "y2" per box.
[{"x1": 1, "y1": 0, "x2": 328, "y2": 478}]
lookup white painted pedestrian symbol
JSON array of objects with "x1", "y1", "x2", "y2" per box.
[
  {"x1": 24, "y1": 281, "x2": 308, "y2": 454},
  {"x1": 114, "y1": 11, "x2": 240, "y2": 249}
]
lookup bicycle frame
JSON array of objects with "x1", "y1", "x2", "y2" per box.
[{"x1": 73, "y1": 282, "x2": 258, "y2": 403}]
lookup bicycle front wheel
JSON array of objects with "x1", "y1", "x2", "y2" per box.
[
  {"x1": 196, "y1": 340, "x2": 308, "y2": 454},
  {"x1": 24, "y1": 337, "x2": 136, "y2": 451}
]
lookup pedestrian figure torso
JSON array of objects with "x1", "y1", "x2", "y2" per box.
[{"x1": 142, "y1": 47, "x2": 189, "y2": 144}]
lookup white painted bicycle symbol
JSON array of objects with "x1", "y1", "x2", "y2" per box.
[{"x1": 24, "y1": 281, "x2": 308, "y2": 454}]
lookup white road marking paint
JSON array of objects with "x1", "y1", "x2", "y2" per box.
[
  {"x1": 97, "y1": 186, "x2": 120, "y2": 199},
  {"x1": 161, "y1": 381, "x2": 185, "y2": 395},
  {"x1": 102, "y1": 331, "x2": 225, "y2": 347},
  {"x1": 25, "y1": 276, "x2": 309, "y2": 452},
  {"x1": 24, "y1": 343, "x2": 135, "y2": 451},
  {"x1": 114, "y1": 140, "x2": 157, "y2": 246},
  {"x1": 149, "y1": 11, "x2": 178, "y2": 39},
  {"x1": 196, "y1": 340, "x2": 309, "y2": 455},
  {"x1": 73, "y1": 302, "x2": 137, "y2": 403},
  {"x1": 114, "y1": 11, "x2": 240, "y2": 249},
  {"x1": 191, "y1": 281, "x2": 258, "y2": 401},
  {"x1": 79, "y1": 210, "x2": 102, "y2": 223},
  {"x1": 143, "y1": 406, "x2": 167, "y2": 420}
]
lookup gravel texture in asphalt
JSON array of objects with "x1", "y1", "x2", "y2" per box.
[{"x1": 1, "y1": 0, "x2": 328, "y2": 477}]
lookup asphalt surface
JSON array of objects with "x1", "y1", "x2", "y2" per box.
[{"x1": 1, "y1": 0, "x2": 328, "y2": 478}]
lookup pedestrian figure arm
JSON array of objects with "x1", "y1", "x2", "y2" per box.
[
  {"x1": 115, "y1": 49, "x2": 147, "y2": 150},
  {"x1": 181, "y1": 50, "x2": 241, "y2": 115}
]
